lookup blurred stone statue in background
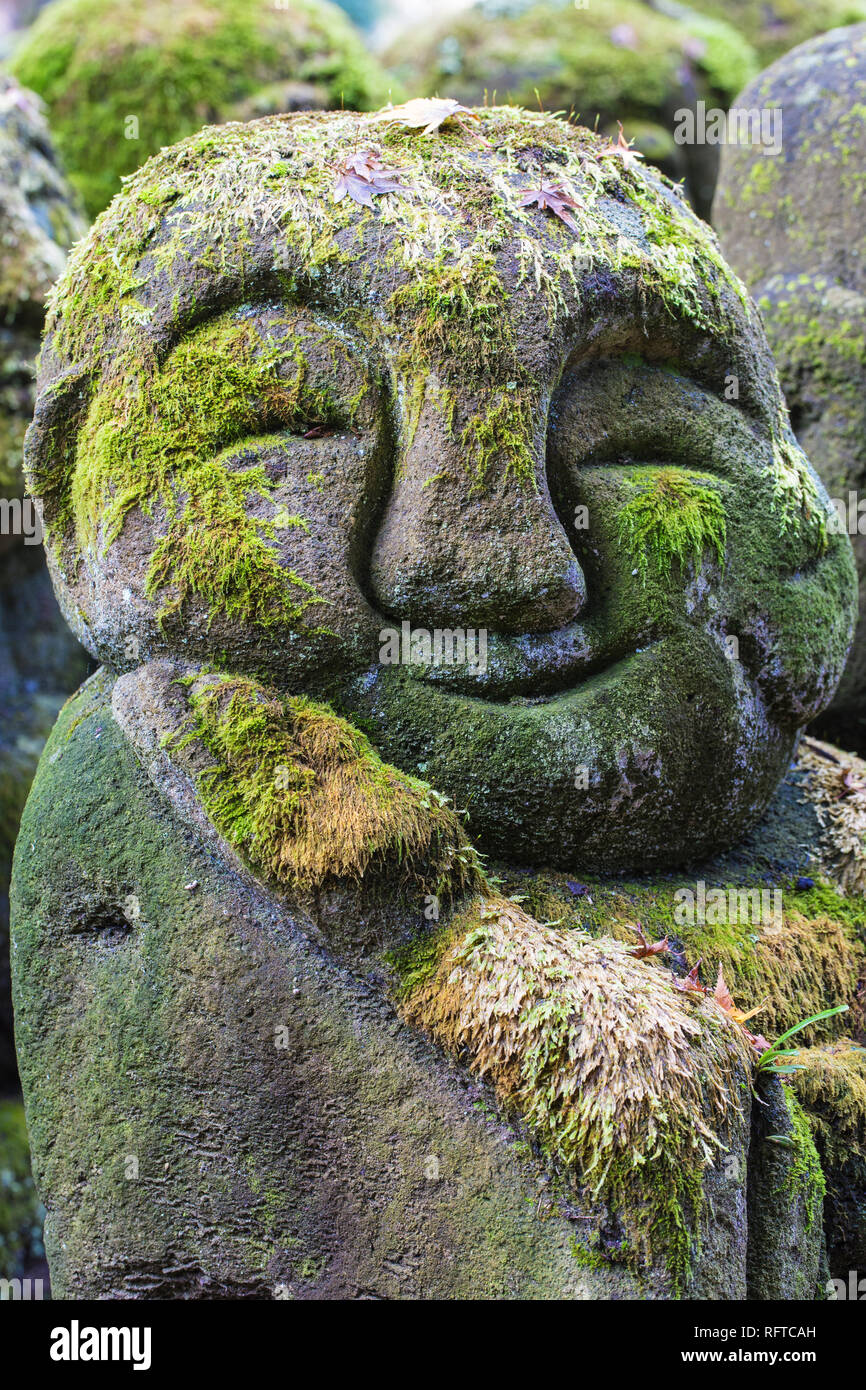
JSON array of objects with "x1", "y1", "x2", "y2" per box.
[
  {"x1": 8, "y1": 0, "x2": 397, "y2": 216},
  {"x1": 715, "y1": 24, "x2": 866, "y2": 751},
  {"x1": 0, "y1": 74, "x2": 87, "y2": 1094}
]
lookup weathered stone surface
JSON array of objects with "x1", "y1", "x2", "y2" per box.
[
  {"x1": 0, "y1": 76, "x2": 89, "y2": 1089},
  {"x1": 714, "y1": 25, "x2": 866, "y2": 750},
  {"x1": 11, "y1": 106, "x2": 860, "y2": 1299},
  {"x1": 24, "y1": 107, "x2": 856, "y2": 872},
  {"x1": 9, "y1": 0, "x2": 396, "y2": 217},
  {"x1": 13, "y1": 668, "x2": 844, "y2": 1299},
  {"x1": 383, "y1": 0, "x2": 759, "y2": 216}
]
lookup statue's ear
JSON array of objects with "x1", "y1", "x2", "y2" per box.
[{"x1": 111, "y1": 659, "x2": 487, "y2": 959}]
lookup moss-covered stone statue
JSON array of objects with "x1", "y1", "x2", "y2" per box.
[
  {"x1": 714, "y1": 25, "x2": 866, "y2": 752},
  {"x1": 8, "y1": 0, "x2": 396, "y2": 218},
  {"x1": 683, "y1": 0, "x2": 866, "y2": 65},
  {"x1": 382, "y1": 0, "x2": 758, "y2": 218},
  {"x1": 12, "y1": 105, "x2": 864, "y2": 1299}
]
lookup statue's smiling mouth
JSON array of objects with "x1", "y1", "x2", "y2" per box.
[{"x1": 378, "y1": 621, "x2": 649, "y2": 703}]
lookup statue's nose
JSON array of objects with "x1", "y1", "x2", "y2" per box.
[{"x1": 369, "y1": 393, "x2": 586, "y2": 634}]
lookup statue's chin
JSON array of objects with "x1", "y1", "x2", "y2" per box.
[{"x1": 340, "y1": 633, "x2": 796, "y2": 872}]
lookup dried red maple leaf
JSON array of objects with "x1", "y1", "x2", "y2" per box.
[
  {"x1": 600, "y1": 121, "x2": 644, "y2": 170},
  {"x1": 627, "y1": 921, "x2": 669, "y2": 960},
  {"x1": 333, "y1": 150, "x2": 406, "y2": 207},
  {"x1": 672, "y1": 959, "x2": 706, "y2": 995},
  {"x1": 518, "y1": 180, "x2": 583, "y2": 230},
  {"x1": 379, "y1": 97, "x2": 480, "y2": 136}
]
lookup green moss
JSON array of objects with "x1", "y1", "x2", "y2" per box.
[
  {"x1": 461, "y1": 394, "x2": 536, "y2": 485},
  {"x1": 617, "y1": 466, "x2": 727, "y2": 583},
  {"x1": 10, "y1": 0, "x2": 395, "y2": 216},
  {"x1": 788, "y1": 1041, "x2": 866, "y2": 1172},
  {"x1": 67, "y1": 310, "x2": 350, "y2": 629},
  {"x1": 166, "y1": 670, "x2": 487, "y2": 895},
  {"x1": 779, "y1": 1087, "x2": 826, "y2": 1232}
]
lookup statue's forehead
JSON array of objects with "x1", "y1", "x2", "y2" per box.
[{"x1": 44, "y1": 109, "x2": 758, "y2": 389}]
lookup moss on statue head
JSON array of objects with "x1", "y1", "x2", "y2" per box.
[
  {"x1": 10, "y1": 0, "x2": 395, "y2": 216},
  {"x1": 616, "y1": 466, "x2": 727, "y2": 584},
  {"x1": 33, "y1": 105, "x2": 817, "y2": 614}
]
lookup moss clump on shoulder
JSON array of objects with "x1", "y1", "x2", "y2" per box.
[
  {"x1": 616, "y1": 466, "x2": 727, "y2": 583},
  {"x1": 9, "y1": 0, "x2": 395, "y2": 215},
  {"x1": 165, "y1": 671, "x2": 487, "y2": 897},
  {"x1": 493, "y1": 866, "x2": 865, "y2": 1045},
  {"x1": 394, "y1": 895, "x2": 754, "y2": 1294}
]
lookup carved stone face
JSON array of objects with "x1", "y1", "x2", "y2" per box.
[{"x1": 27, "y1": 108, "x2": 856, "y2": 869}]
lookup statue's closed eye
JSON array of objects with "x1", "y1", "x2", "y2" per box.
[{"x1": 59, "y1": 304, "x2": 382, "y2": 630}]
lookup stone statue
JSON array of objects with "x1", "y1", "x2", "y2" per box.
[
  {"x1": 9, "y1": 0, "x2": 395, "y2": 216},
  {"x1": 714, "y1": 23, "x2": 866, "y2": 752},
  {"x1": 11, "y1": 106, "x2": 861, "y2": 1298}
]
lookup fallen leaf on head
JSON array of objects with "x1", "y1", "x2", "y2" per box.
[
  {"x1": 627, "y1": 922, "x2": 669, "y2": 959},
  {"x1": 518, "y1": 180, "x2": 584, "y2": 230},
  {"x1": 672, "y1": 959, "x2": 706, "y2": 995},
  {"x1": 333, "y1": 150, "x2": 407, "y2": 207},
  {"x1": 378, "y1": 98, "x2": 480, "y2": 136},
  {"x1": 600, "y1": 121, "x2": 644, "y2": 170}
]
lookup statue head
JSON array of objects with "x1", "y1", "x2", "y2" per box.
[
  {"x1": 26, "y1": 105, "x2": 856, "y2": 871},
  {"x1": 714, "y1": 24, "x2": 866, "y2": 748}
]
